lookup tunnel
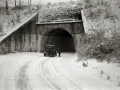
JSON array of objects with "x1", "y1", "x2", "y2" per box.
[{"x1": 41, "y1": 28, "x2": 75, "y2": 52}]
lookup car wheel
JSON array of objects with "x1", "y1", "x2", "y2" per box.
[{"x1": 44, "y1": 53, "x2": 46, "y2": 56}]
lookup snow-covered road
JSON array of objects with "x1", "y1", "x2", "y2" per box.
[{"x1": 0, "y1": 53, "x2": 119, "y2": 90}]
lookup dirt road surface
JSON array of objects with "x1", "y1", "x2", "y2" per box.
[{"x1": 0, "y1": 52, "x2": 119, "y2": 90}]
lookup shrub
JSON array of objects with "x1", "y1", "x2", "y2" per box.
[
  {"x1": 0, "y1": 22, "x2": 3, "y2": 32},
  {"x1": 82, "y1": 62, "x2": 88, "y2": 67},
  {"x1": 106, "y1": 57, "x2": 111, "y2": 63},
  {"x1": 100, "y1": 70, "x2": 104, "y2": 75},
  {"x1": 12, "y1": 6, "x2": 23, "y2": 10},
  {"x1": 117, "y1": 82, "x2": 120, "y2": 87},
  {"x1": 82, "y1": 30, "x2": 105, "y2": 58},
  {"x1": 0, "y1": 22, "x2": 5, "y2": 36},
  {"x1": 87, "y1": 8, "x2": 102, "y2": 20},
  {"x1": 107, "y1": 75, "x2": 111, "y2": 80},
  {"x1": 77, "y1": 28, "x2": 120, "y2": 62}
]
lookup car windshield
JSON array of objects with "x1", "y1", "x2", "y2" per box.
[
  {"x1": 45, "y1": 45, "x2": 55, "y2": 47},
  {"x1": 45, "y1": 45, "x2": 55, "y2": 50}
]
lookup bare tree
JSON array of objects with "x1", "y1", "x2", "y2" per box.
[
  {"x1": 15, "y1": 0, "x2": 16, "y2": 6},
  {"x1": 19, "y1": 0, "x2": 21, "y2": 6},
  {"x1": 30, "y1": 0, "x2": 31, "y2": 6},
  {"x1": 28, "y1": 0, "x2": 30, "y2": 8},
  {"x1": 1, "y1": 0, "x2": 9, "y2": 14},
  {"x1": 28, "y1": 0, "x2": 31, "y2": 13},
  {"x1": 5, "y1": 0, "x2": 9, "y2": 15}
]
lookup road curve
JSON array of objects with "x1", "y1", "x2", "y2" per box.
[{"x1": 0, "y1": 53, "x2": 119, "y2": 90}]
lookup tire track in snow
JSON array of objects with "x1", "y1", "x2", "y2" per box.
[
  {"x1": 15, "y1": 55, "x2": 44, "y2": 90},
  {"x1": 39, "y1": 57, "x2": 61, "y2": 90},
  {"x1": 26, "y1": 57, "x2": 54, "y2": 90},
  {"x1": 15, "y1": 57, "x2": 60, "y2": 90},
  {"x1": 72, "y1": 65, "x2": 115, "y2": 90},
  {"x1": 40, "y1": 57, "x2": 81, "y2": 90},
  {"x1": 52, "y1": 58, "x2": 99, "y2": 90},
  {"x1": 16, "y1": 61, "x2": 32, "y2": 90},
  {"x1": 52, "y1": 57, "x2": 115, "y2": 90},
  {"x1": 50, "y1": 58, "x2": 82, "y2": 90}
]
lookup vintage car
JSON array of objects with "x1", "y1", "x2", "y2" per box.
[{"x1": 44, "y1": 45, "x2": 57, "y2": 57}]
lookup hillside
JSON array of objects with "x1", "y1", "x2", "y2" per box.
[
  {"x1": 0, "y1": 0, "x2": 120, "y2": 61},
  {"x1": 83, "y1": 0, "x2": 120, "y2": 37},
  {"x1": 0, "y1": 5, "x2": 39, "y2": 36},
  {"x1": 1, "y1": 0, "x2": 120, "y2": 36}
]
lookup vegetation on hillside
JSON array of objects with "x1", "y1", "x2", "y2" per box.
[
  {"x1": 0, "y1": 0, "x2": 120, "y2": 61},
  {"x1": 39, "y1": 0, "x2": 120, "y2": 62},
  {"x1": 77, "y1": 30, "x2": 120, "y2": 62},
  {"x1": 38, "y1": 1, "x2": 82, "y2": 22},
  {"x1": 0, "y1": 0, "x2": 40, "y2": 35},
  {"x1": 77, "y1": 0, "x2": 120, "y2": 62}
]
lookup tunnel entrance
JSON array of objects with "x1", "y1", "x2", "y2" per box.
[{"x1": 41, "y1": 28, "x2": 75, "y2": 52}]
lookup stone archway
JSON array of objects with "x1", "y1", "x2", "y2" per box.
[{"x1": 40, "y1": 28, "x2": 75, "y2": 52}]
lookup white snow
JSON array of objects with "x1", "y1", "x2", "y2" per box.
[{"x1": 0, "y1": 52, "x2": 120, "y2": 90}]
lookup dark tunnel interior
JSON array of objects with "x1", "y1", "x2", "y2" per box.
[{"x1": 41, "y1": 28, "x2": 75, "y2": 52}]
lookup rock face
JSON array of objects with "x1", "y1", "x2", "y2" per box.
[{"x1": 83, "y1": 0, "x2": 120, "y2": 37}]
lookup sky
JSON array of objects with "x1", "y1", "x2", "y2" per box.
[{"x1": 0, "y1": 0, "x2": 78, "y2": 7}]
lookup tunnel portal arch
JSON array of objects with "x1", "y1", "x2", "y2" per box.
[
  {"x1": 41, "y1": 28, "x2": 76, "y2": 52},
  {"x1": 0, "y1": 13, "x2": 85, "y2": 54}
]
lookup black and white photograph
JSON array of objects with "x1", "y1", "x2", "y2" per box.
[{"x1": 0, "y1": 0, "x2": 120, "y2": 90}]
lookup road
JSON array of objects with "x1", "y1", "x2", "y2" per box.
[{"x1": 0, "y1": 53, "x2": 119, "y2": 90}]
